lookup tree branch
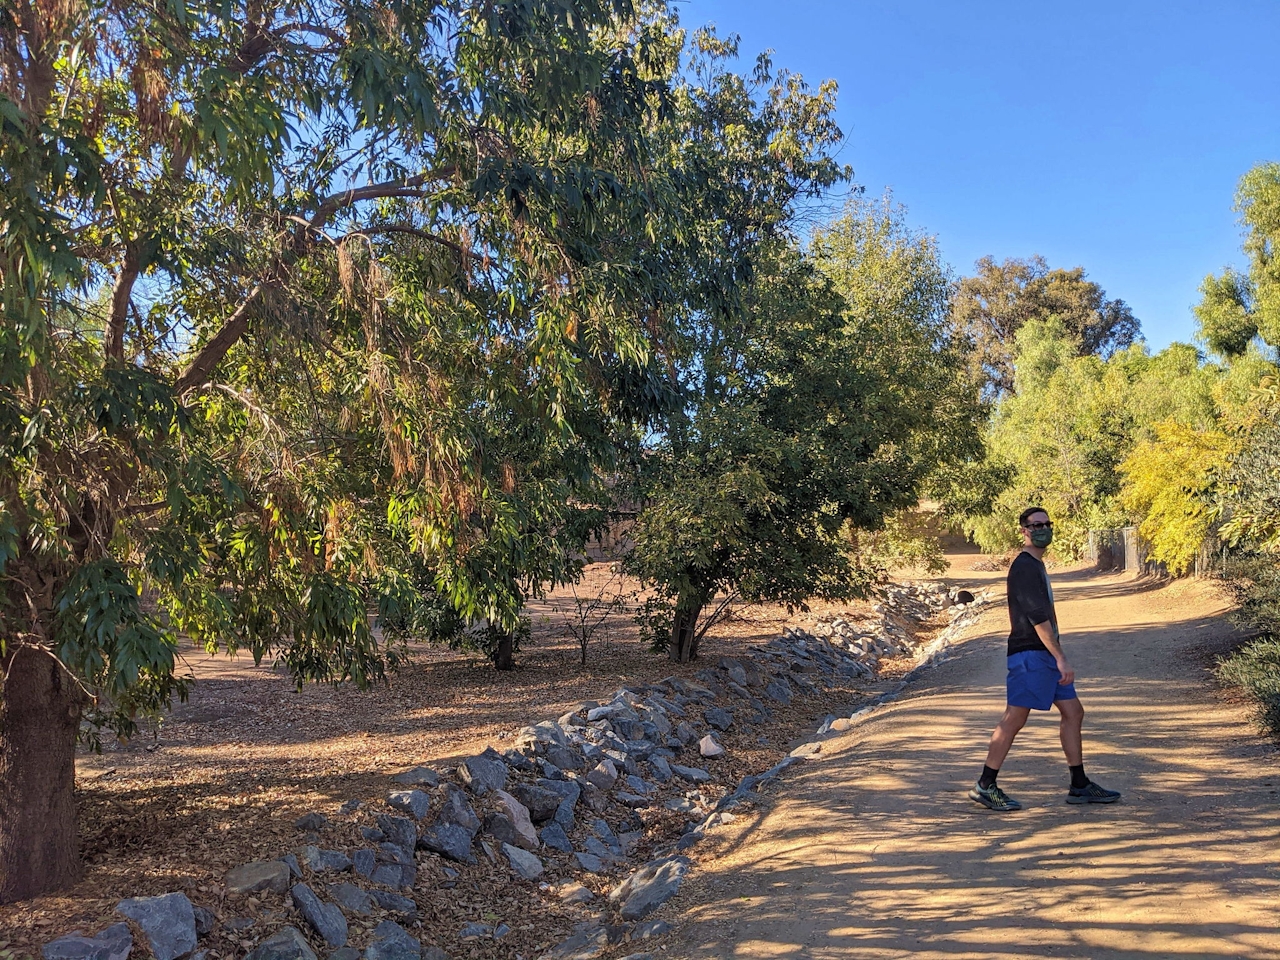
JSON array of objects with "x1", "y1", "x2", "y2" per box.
[
  {"x1": 344, "y1": 224, "x2": 467, "y2": 260},
  {"x1": 310, "y1": 172, "x2": 455, "y2": 229},
  {"x1": 104, "y1": 244, "x2": 141, "y2": 362},
  {"x1": 174, "y1": 283, "x2": 267, "y2": 395},
  {"x1": 175, "y1": 171, "x2": 457, "y2": 393}
]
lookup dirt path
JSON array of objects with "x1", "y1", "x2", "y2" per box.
[{"x1": 662, "y1": 565, "x2": 1280, "y2": 960}]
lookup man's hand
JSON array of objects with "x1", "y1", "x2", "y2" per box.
[{"x1": 1056, "y1": 657, "x2": 1075, "y2": 686}]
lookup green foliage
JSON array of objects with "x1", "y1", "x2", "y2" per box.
[
  {"x1": 964, "y1": 309, "x2": 1268, "y2": 561},
  {"x1": 0, "y1": 0, "x2": 769, "y2": 754},
  {"x1": 1217, "y1": 635, "x2": 1280, "y2": 738},
  {"x1": 1196, "y1": 163, "x2": 1280, "y2": 358},
  {"x1": 1214, "y1": 380, "x2": 1280, "y2": 557},
  {"x1": 852, "y1": 508, "x2": 950, "y2": 576},
  {"x1": 628, "y1": 198, "x2": 985, "y2": 660},
  {"x1": 968, "y1": 319, "x2": 1135, "y2": 557},
  {"x1": 1209, "y1": 379, "x2": 1280, "y2": 739},
  {"x1": 951, "y1": 255, "x2": 1141, "y2": 397}
]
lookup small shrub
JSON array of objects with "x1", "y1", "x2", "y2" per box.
[{"x1": 1217, "y1": 635, "x2": 1280, "y2": 737}]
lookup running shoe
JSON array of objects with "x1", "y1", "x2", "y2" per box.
[
  {"x1": 1066, "y1": 782, "x2": 1121, "y2": 804},
  {"x1": 968, "y1": 780, "x2": 1022, "y2": 811}
]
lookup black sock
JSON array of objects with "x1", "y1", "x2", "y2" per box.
[
  {"x1": 1069, "y1": 764, "x2": 1089, "y2": 789},
  {"x1": 979, "y1": 765, "x2": 999, "y2": 788}
]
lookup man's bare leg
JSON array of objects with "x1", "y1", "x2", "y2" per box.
[
  {"x1": 1055, "y1": 696, "x2": 1084, "y2": 766},
  {"x1": 984, "y1": 705, "x2": 1032, "y2": 771}
]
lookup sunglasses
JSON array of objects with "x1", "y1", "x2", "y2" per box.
[{"x1": 1025, "y1": 521, "x2": 1053, "y2": 530}]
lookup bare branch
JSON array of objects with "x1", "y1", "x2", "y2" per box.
[
  {"x1": 273, "y1": 21, "x2": 347, "y2": 45},
  {"x1": 104, "y1": 244, "x2": 141, "y2": 362},
  {"x1": 310, "y1": 171, "x2": 456, "y2": 229},
  {"x1": 174, "y1": 283, "x2": 267, "y2": 395},
  {"x1": 344, "y1": 224, "x2": 467, "y2": 260},
  {"x1": 694, "y1": 590, "x2": 742, "y2": 644}
]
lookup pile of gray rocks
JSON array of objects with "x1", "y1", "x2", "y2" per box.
[{"x1": 42, "y1": 580, "x2": 984, "y2": 960}]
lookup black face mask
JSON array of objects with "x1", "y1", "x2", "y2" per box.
[{"x1": 1029, "y1": 528, "x2": 1053, "y2": 548}]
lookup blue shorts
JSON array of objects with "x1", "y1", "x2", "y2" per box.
[{"x1": 1007, "y1": 650, "x2": 1078, "y2": 710}]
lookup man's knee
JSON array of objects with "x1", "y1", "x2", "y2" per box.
[
  {"x1": 1001, "y1": 706, "x2": 1031, "y2": 731},
  {"x1": 1057, "y1": 698, "x2": 1084, "y2": 723}
]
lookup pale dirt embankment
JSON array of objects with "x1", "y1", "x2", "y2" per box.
[{"x1": 659, "y1": 561, "x2": 1280, "y2": 960}]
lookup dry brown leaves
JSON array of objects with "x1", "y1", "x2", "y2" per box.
[{"x1": 0, "y1": 566, "x2": 942, "y2": 960}]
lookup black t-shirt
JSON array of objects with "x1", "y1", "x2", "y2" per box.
[{"x1": 1006, "y1": 551, "x2": 1057, "y2": 656}]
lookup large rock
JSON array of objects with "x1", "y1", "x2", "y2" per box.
[
  {"x1": 502, "y1": 843, "x2": 544, "y2": 879},
  {"x1": 328, "y1": 882, "x2": 374, "y2": 916},
  {"x1": 369, "y1": 890, "x2": 418, "y2": 919},
  {"x1": 493, "y1": 790, "x2": 538, "y2": 849},
  {"x1": 42, "y1": 923, "x2": 133, "y2": 960},
  {"x1": 610, "y1": 856, "x2": 692, "y2": 920},
  {"x1": 574, "y1": 852, "x2": 606, "y2": 873},
  {"x1": 364, "y1": 921, "x2": 421, "y2": 960},
  {"x1": 387, "y1": 789, "x2": 431, "y2": 821},
  {"x1": 536, "y1": 924, "x2": 610, "y2": 960},
  {"x1": 511, "y1": 783, "x2": 562, "y2": 822},
  {"x1": 437, "y1": 784, "x2": 480, "y2": 834},
  {"x1": 703, "y1": 707, "x2": 734, "y2": 731},
  {"x1": 115, "y1": 893, "x2": 197, "y2": 960},
  {"x1": 294, "y1": 846, "x2": 353, "y2": 874},
  {"x1": 370, "y1": 842, "x2": 417, "y2": 889},
  {"x1": 419, "y1": 822, "x2": 476, "y2": 863},
  {"x1": 538, "y1": 778, "x2": 581, "y2": 830},
  {"x1": 481, "y1": 812, "x2": 524, "y2": 849},
  {"x1": 374, "y1": 814, "x2": 418, "y2": 853},
  {"x1": 352, "y1": 849, "x2": 375, "y2": 878},
  {"x1": 226, "y1": 860, "x2": 291, "y2": 895},
  {"x1": 539, "y1": 821, "x2": 573, "y2": 853},
  {"x1": 457, "y1": 753, "x2": 507, "y2": 796},
  {"x1": 390, "y1": 766, "x2": 439, "y2": 788},
  {"x1": 763, "y1": 679, "x2": 792, "y2": 704},
  {"x1": 699, "y1": 734, "x2": 725, "y2": 758},
  {"x1": 544, "y1": 744, "x2": 583, "y2": 771},
  {"x1": 585, "y1": 759, "x2": 618, "y2": 791},
  {"x1": 295, "y1": 812, "x2": 329, "y2": 832},
  {"x1": 582, "y1": 837, "x2": 616, "y2": 862},
  {"x1": 556, "y1": 881, "x2": 594, "y2": 904},
  {"x1": 291, "y1": 883, "x2": 348, "y2": 948},
  {"x1": 670, "y1": 763, "x2": 711, "y2": 783},
  {"x1": 245, "y1": 927, "x2": 317, "y2": 960}
]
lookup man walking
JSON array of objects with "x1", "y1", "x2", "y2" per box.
[{"x1": 968, "y1": 506, "x2": 1121, "y2": 811}]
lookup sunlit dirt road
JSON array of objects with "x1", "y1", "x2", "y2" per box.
[{"x1": 663, "y1": 564, "x2": 1280, "y2": 960}]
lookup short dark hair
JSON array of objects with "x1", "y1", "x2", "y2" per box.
[{"x1": 1019, "y1": 505, "x2": 1049, "y2": 528}]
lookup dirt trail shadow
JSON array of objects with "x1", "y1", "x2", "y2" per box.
[{"x1": 664, "y1": 567, "x2": 1280, "y2": 960}]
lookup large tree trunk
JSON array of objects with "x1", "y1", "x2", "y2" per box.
[
  {"x1": 493, "y1": 634, "x2": 515, "y2": 671},
  {"x1": 0, "y1": 645, "x2": 84, "y2": 903},
  {"x1": 668, "y1": 596, "x2": 705, "y2": 663}
]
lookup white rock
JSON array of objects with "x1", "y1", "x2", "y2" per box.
[{"x1": 699, "y1": 734, "x2": 725, "y2": 758}]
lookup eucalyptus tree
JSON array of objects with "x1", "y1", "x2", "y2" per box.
[{"x1": 0, "y1": 0, "x2": 689, "y2": 901}]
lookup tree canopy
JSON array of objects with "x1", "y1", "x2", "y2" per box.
[
  {"x1": 1195, "y1": 163, "x2": 1280, "y2": 359},
  {"x1": 951, "y1": 254, "x2": 1141, "y2": 398},
  {"x1": 627, "y1": 198, "x2": 985, "y2": 661},
  {"x1": 0, "y1": 0, "x2": 804, "y2": 902}
]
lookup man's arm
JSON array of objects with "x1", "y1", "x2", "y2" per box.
[{"x1": 1033, "y1": 620, "x2": 1074, "y2": 685}]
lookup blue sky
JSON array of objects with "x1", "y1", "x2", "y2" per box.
[{"x1": 678, "y1": 0, "x2": 1280, "y2": 350}]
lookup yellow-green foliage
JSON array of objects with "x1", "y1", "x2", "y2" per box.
[{"x1": 1120, "y1": 422, "x2": 1233, "y2": 574}]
